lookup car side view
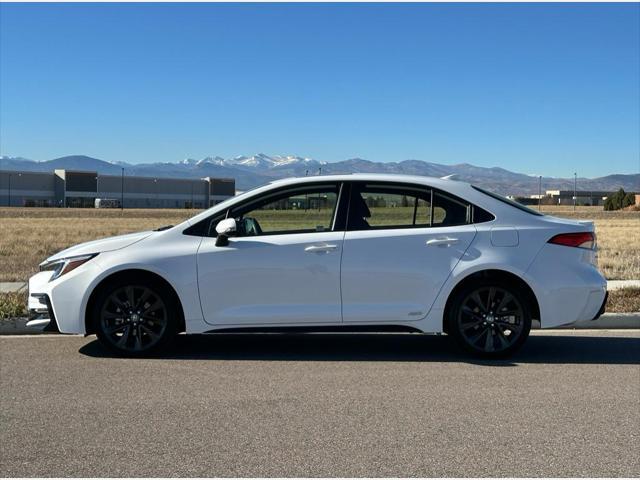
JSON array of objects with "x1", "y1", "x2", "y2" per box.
[{"x1": 27, "y1": 174, "x2": 608, "y2": 357}]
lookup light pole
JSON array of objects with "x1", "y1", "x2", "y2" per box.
[
  {"x1": 121, "y1": 168, "x2": 124, "y2": 210},
  {"x1": 573, "y1": 172, "x2": 577, "y2": 211},
  {"x1": 304, "y1": 172, "x2": 309, "y2": 211},
  {"x1": 154, "y1": 178, "x2": 158, "y2": 208},
  {"x1": 538, "y1": 175, "x2": 542, "y2": 211}
]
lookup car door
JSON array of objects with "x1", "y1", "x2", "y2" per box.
[
  {"x1": 197, "y1": 182, "x2": 347, "y2": 326},
  {"x1": 340, "y1": 182, "x2": 477, "y2": 323}
]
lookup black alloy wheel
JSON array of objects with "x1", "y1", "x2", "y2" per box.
[
  {"x1": 94, "y1": 279, "x2": 178, "y2": 355},
  {"x1": 448, "y1": 280, "x2": 532, "y2": 358}
]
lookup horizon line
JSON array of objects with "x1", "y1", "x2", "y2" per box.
[{"x1": 1, "y1": 153, "x2": 638, "y2": 180}]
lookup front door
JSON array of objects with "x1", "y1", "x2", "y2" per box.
[
  {"x1": 197, "y1": 182, "x2": 346, "y2": 326},
  {"x1": 340, "y1": 182, "x2": 477, "y2": 322}
]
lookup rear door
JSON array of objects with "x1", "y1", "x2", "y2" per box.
[{"x1": 340, "y1": 182, "x2": 476, "y2": 322}]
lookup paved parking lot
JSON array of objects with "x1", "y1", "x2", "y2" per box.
[{"x1": 1, "y1": 331, "x2": 639, "y2": 477}]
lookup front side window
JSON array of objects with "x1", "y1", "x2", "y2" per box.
[
  {"x1": 229, "y1": 184, "x2": 340, "y2": 236},
  {"x1": 348, "y1": 184, "x2": 433, "y2": 230}
]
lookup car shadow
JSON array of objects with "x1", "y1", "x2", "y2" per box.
[{"x1": 79, "y1": 332, "x2": 640, "y2": 366}]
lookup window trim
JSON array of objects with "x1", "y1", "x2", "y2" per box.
[{"x1": 183, "y1": 180, "x2": 494, "y2": 237}]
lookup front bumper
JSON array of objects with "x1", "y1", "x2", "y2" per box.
[
  {"x1": 27, "y1": 293, "x2": 60, "y2": 332},
  {"x1": 27, "y1": 270, "x2": 63, "y2": 332},
  {"x1": 27, "y1": 261, "x2": 105, "y2": 334}
]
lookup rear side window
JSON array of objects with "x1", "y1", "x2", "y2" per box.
[
  {"x1": 348, "y1": 184, "x2": 433, "y2": 230},
  {"x1": 472, "y1": 206, "x2": 495, "y2": 223},
  {"x1": 432, "y1": 192, "x2": 470, "y2": 227},
  {"x1": 346, "y1": 183, "x2": 490, "y2": 230},
  {"x1": 472, "y1": 185, "x2": 544, "y2": 216}
]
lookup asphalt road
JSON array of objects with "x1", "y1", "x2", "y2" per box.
[{"x1": 1, "y1": 331, "x2": 639, "y2": 477}]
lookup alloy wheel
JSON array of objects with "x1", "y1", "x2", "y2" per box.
[
  {"x1": 457, "y1": 286, "x2": 525, "y2": 353},
  {"x1": 99, "y1": 285, "x2": 168, "y2": 352}
]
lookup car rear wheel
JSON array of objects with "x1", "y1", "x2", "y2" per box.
[
  {"x1": 447, "y1": 280, "x2": 532, "y2": 358},
  {"x1": 94, "y1": 278, "x2": 178, "y2": 356}
]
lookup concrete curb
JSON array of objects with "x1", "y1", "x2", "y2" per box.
[
  {"x1": 1, "y1": 313, "x2": 639, "y2": 335},
  {"x1": 0, "y1": 282, "x2": 27, "y2": 293},
  {"x1": 556, "y1": 313, "x2": 640, "y2": 329},
  {"x1": 607, "y1": 280, "x2": 640, "y2": 290}
]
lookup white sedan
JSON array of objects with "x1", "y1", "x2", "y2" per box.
[{"x1": 28, "y1": 174, "x2": 607, "y2": 357}]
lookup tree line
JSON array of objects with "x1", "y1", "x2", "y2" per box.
[{"x1": 604, "y1": 188, "x2": 637, "y2": 211}]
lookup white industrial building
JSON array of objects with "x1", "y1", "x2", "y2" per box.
[{"x1": 0, "y1": 169, "x2": 235, "y2": 208}]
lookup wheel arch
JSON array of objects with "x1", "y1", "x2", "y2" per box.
[
  {"x1": 443, "y1": 269, "x2": 541, "y2": 332},
  {"x1": 84, "y1": 268, "x2": 186, "y2": 335}
]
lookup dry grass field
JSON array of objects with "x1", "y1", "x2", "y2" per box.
[
  {"x1": 0, "y1": 208, "x2": 194, "y2": 282},
  {"x1": 540, "y1": 206, "x2": 640, "y2": 281},
  {"x1": 0, "y1": 205, "x2": 638, "y2": 282}
]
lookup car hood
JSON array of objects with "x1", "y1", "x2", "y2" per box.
[{"x1": 45, "y1": 231, "x2": 153, "y2": 262}]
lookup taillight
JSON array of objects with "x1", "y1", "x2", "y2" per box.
[{"x1": 548, "y1": 232, "x2": 596, "y2": 250}]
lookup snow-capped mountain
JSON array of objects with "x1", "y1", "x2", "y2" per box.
[
  {"x1": 177, "y1": 154, "x2": 321, "y2": 170},
  {"x1": 1, "y1": 154, "x2": 638, "y2": 195},
  {"x1": 210, "y1": 153, "x2": 323, "y2": 169}
]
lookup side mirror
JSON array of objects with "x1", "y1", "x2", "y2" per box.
[{"x1": 215, "y1": 218, "x2": 237, "y2": 247}]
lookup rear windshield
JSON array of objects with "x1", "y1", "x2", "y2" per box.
[{"x1": 472, "y1": 185, "x2": 544, "y2": 216}]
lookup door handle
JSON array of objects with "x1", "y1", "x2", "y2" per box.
[
  {"x1": 305, "y1": 244, "x2": 338, "y2": 253},
  {"x1": 426, "y1": 237, "x2": 459, "y2": 247}
]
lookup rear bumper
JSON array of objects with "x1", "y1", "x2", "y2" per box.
[
  {"x1": 526, "y1": 242, "x2": 608, "y2": 328},
  {"x1": 592, "y1": 290, "x2": 608, "y2": 321}
]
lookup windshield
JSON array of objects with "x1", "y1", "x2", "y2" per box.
[{"x1": 472, "y1": 185, "x2": 544, "y2": 216}]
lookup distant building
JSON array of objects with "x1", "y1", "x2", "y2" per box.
[
  {"x1": 521, "y1": 190, "x2": 622, "y2": 207},
  {"x1": 544, "y1": 190, "x2": 625, "y2": 206},
  {"x1": 0, "y1": 169, "x2": 235, "y2": 208}
]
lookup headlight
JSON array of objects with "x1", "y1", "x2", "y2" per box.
[{"x1": 39, "y1": 253, "x2": 98, "y2": 281}]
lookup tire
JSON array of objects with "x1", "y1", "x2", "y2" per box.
[
  {"x1": 446, "y1": 279, "x2": 532, "y2": 358},
  {"x1": 92, "y1": 275, "x2": 179, "y2": 356}
]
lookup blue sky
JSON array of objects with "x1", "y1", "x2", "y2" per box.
[{"x1": 1, "y1": 3, "x2": 638, "y2": 177}]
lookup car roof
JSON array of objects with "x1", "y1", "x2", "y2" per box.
[{"x1": 267, "y1": 173, "x2": 470, "y2": 192}]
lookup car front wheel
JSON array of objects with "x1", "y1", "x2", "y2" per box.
[
  {"x1": 93, "y1": 278, "x2": 178, "y2": 356},
  {"x1": 447, "y1": 280, "x2": 532, "y2": 358}
]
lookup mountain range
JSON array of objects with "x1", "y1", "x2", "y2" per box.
[{"x1": 1, "y1": 154, "x2": 638, "y2": 195}]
